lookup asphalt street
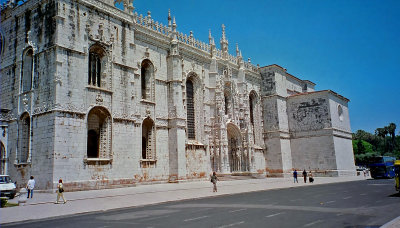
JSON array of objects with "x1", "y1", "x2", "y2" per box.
[{"x1": 4, "y1": 179, "x2": 400, "y2": 228}]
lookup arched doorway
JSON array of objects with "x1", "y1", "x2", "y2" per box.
[{"x1": 227, "y1": 123, "x2": 245, "y2": 172}]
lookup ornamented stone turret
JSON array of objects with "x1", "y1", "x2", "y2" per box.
[
  {"x1": 220, "y1": 24, "x2": 229, "y2": 59},
  {"x1": 209, "y1": 29, "x2": 216, "y2": 58},
  {"x1": 236, "y1": 43, "x2": 244, "y2": 68},
  {"x1": 168, "y1": 9, "x2": 172, "y2": 29},
  {"x1": 169, "y1": 16, "x2": 179, "y2": 56}
]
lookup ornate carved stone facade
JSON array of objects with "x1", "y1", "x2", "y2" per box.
[{"x1": 0, "y1": 0, "x2": 356, "y2": 190}]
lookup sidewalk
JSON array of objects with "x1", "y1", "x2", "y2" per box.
[{"x1": 0, "y1": 176, "x2": 371, "y2": 225}]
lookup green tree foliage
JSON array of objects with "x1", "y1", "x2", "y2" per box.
[{"x1": 353, "y1": 123, "x2": 399, "y2": 164}]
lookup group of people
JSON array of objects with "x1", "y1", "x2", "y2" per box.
[
  {"x1": 293, "y1": 170, "x2": 314, "y2": 183},
  {"x1": 25, "y1": 176, "x2": 66, "y2": 204}
]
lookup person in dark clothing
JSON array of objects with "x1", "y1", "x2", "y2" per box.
[
  {"x1": 210, "y1": 172, "x2": 219, "y2": 192},
  {"x1": 293, "y1": 170, "x2": 298, "y2": 183},
  {"x1": 303, "y1": 170, "x2": 307, "y2": 183}
]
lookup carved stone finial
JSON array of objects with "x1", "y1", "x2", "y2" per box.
[
  {"x1": 168, "y1": 9, "x2": 171, "y2": 27},
  {"x1": 172, "y1": 16, "x2": 177, "y2": 32},
  {"x1": 236, "y1": 43, "x2": 239, "y2": 56},
  {"x1": 220, "y1": 24, "x2": 228, "y2": 59},
  {"x1": 222, "y1": 24, "x2": 226, "y2": 41}
]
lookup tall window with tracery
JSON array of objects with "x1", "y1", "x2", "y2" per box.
[
  {"x1": 18, "y1": 113, "x2": 30, "y2": 163},
  {"x1": 142, "y1": 118, "x2": 155, "y2": 159},
  {"x1": 141, "y1": 60, "x2": 154, "y2": 100},
  {"x1": 22, "y1": 48, "x2": 33, "y2": 93},
  {"x1": 186, "y1": 79, "x2": 195, "y2": 139},
  {"x1": 249, "y1": 92, "x2": 257, "y2": 144},
  {"x1": 87, "y1": 107, "x2": 111, "y2": 159},
  {"x1": 88, "y1": 45, "x2": 105, "y2": 87}
]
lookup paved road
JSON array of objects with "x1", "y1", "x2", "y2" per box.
[{"x1": 4, "y1": 179, "x2": 400, "y2": 228}]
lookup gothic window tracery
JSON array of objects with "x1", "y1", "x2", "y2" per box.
[
  {"x1": 186, "y1": 79, "x2": 195, "y2": 139},
  {"x1": 142, "y1": 118, "x2": 155, "y2": 160},
  {"x1": 21, "y1": 48, "x2": 33, "y2": 93},
  {"x1": 87, "y1": 107, "x2": 112, "y2": 159},
  {"x1": 141, "y1": 59, "x2": 154, "y2": 101},
  {"x1": 88, "y1": 45, "x2": 106, "y2": 87},
  {"x1": 18, "y1": 113, "x2": 30, "y2": 163},
  {"x1": 249, "y1": 91, "x2": 258, "y2": 143}
]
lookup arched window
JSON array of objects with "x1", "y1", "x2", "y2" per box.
[
  {"x1": 249, "y1": 94, "x2": 255, "y2": 126},
  {"x1": 249, "y1": 91, "x2": 258, "y2": 144},
  {"x1": 87, "y1": 107, "x2": 111, "y2": 158},
  {"x1": 22, "y1": 48, "x2": 33, "y2": 93},
  {"x1": 88, "y1": 45, "x2": 105, "y2": 87},
  {"x1": 338, "y1": 105, "x2": 344, "y2": 121},
  {"x1": 186, "y1": 79, "x2": 195, "y2": 139},
  {"x1": 141, "y1": 60, "x2": 154, "y2": 100},
  {"x1": 18, "y1": 113, "x2": 30, "y2": 163},
  {"x1": 142, "y1": 118, "x2": 155, "y2": 159}
]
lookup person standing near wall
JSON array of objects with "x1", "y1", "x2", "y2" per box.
[
  {"x1": 55, "y1": 179, "x2": 67, "y2": 204},
  {"x1": 211, "y1": 172, "x2": 219, "y2": 192},
  {"x1": 293, "y1": 170, "x2": 298, "y2": 183},
  {"x1": 303, "y1": 170, "x2": 307, "y2": 183},
  {"x1": 26, "y1": 176, "x2": 35, "y2": 198}
]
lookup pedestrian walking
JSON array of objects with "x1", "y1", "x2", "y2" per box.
[
  {"x1": 303, "y1": 169, "x2": 307, "y2": 183},
  {"x1": 309, "y1": 171, "x2": 314, "y2": 183},
  {"x1": 211, "y1": 172, "x2": 219, "y2": 192},
  {"x1": 293, "y1": 170, "x2": 298, "y2": 183},
  {"x1": 26, "y1": 176, "x2": 35, "y2": 198},
  {"x1": 55, "y1": 178, "x2": 67, "y2": 204}
]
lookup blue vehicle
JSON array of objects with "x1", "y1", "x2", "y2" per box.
[{"x1": 368, "y1": 156, "x2": 396, "y2": 179}]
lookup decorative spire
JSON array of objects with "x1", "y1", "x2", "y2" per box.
[
  {"x1": 168, "y1": 9, "x2": 171, "y2": 28},
  {"x1": 172, "y1": 16, "x2": 176, "y2": 32},
  {"x1": 221, "y1": 24, "x2": 227, "y2": 43},
  {"x1": 236, "y1": 43, "x2": 240, "y2": 56},
  {"x1": 220, "y1": 24, "x2": 228, "y2": 59},
  {"x1": 209, "y1": 29, "x2": 212, "y2": 44}
]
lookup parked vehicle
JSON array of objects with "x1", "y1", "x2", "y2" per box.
[
  {"x1": 367, "y1": 156, "x2": 396, "y2": 179},
  {"x1": 395, "y1": 160, "x2": 400, "y2": 192},
  {"x1": 0, "y1": 175, "x2": 17, "y2": 199}
]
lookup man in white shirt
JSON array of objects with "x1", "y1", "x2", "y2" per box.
[{"x1": 26, "y1": 176, "x2": 35, "y2": 198}]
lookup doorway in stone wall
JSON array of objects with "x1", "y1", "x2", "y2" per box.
[{"x1": 227, "y1": 123, "x2": 244, "y2": 172}]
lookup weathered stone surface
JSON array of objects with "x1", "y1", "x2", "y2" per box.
[{"x1": 0, "y1": 0, "x2": 355, "y2": 190}]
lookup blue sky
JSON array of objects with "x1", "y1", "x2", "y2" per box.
[{"x1": 2, "y1": 0, "x2": 399, "y2": 134}]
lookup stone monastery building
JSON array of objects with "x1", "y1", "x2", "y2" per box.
[{"x1": 0, "y1": 0, "x2": 355, "y2": 190}]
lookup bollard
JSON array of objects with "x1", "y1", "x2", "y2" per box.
[{"x1": 18, "y1": 188, "x2": 28, "y2": 205}]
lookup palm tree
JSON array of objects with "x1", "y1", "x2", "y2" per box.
[{"x1": 388, "y1": 123, "x2": 396, "y2": 152}]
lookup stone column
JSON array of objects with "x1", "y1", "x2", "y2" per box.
[{"x1": 167, "y1": 20, "x2": 187, "y2": 181}]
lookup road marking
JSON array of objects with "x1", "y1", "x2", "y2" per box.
[
  {"x1": 183, "y1": 215, "x2": 209, "y2": 222},
  {"x1": 360, "y1": 193, "x2": 367, "y2": 196},
  {"x1": 218, "y1": 221, "x2": 245, "y2": 228},
  {"x1": 343, "y1": 196, "x2": 352, "y2": 200},
  {"x1": 303, "y1": 220, "x2": 323, "y2": 227},
  {"x1": 265, "y1": 212, "x2": 285, "y2": 218},
  {"x1": 326, "y1": 201, "x2": 335, "y2": 204},
  {"x1": 229, "y1": 208, "x2": 247, "y2": 213}
]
